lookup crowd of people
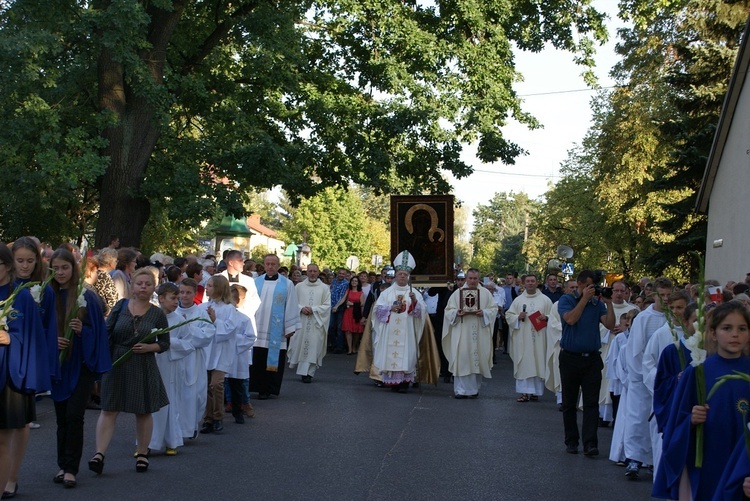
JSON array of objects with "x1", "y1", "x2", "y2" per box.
[{"x1": 0, "y1": 235, "x2": 749, "y2": 499}]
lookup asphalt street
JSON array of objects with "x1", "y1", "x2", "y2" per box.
[{"x1": 19, "y1": 351, "x2": 655, "y2": 500}]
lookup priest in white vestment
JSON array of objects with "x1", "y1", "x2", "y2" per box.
[
  {"x1": 372, "y1": 251, "x2": 426, "y2": 393},
  {"x1": 505, "y1": 275, "x2": 553, "y2": 401},
  {"x1": 289, "y1": 264, "x2": 331, "y2": 382},
  {"x1": 249, "y1": 254, "x2": 301, "y2": 399},
  {"x1": 442, "y1": 268, "x2": 498, "y2": 398}
]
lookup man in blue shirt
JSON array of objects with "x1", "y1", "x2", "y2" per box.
[
  {"x1": 328, "y1": 267, "x2": 349, "y2": 354},
  {"x1": 557, "y1": 270, "x2": 615, "y2": 457}
]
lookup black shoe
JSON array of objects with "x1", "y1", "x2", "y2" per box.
[
  {"x1": 468, "y1": 394, "x2": 479, "y2": 399},
  {"x1": 566, "y1": 444, "x2": 578, "y2": 454},
  {"x1": 135, "y1": 454, "x2": 149, "y2": 473},
  {"x1": 234, "y1": 414, "x2": 245, "y2": 424},
  {"x1": 301, "y1": 376, "x2": 312, "y2": 383},
  {"x1": 213, "y1": 420, "x2": 224, "y2": 432},
  {"x1": 583, "y1": 446, "x2": 599, "y2": 457},
  {"x1": 558, "y1": 403, "x2": 563, "y2": 412},
  {"x1": 375, "y1": 382, "x2": 385, "y2": 388},
  {"x1": 412, "y1": 382, "x2": 419, "y2": 388},
  {"x1": 598, "y1": 419, "x2": 610, "y2": 428},
  {"x1": 1, "y1": 484, "x2": 17, "y2": 499},
  {"x1": 454, "y1": 394, "x2": 468, "y2": 399},
  {"x1": 258, "y1": 393, "x2": 270, "y2": 400},
  {"x1": 443, "y1": 375, "x2": 451, "y2": 384},
  {"x1": 199, "y1": 422, "x2": 213, "y2": 434},
  {"x1": 88, "y1": 452, "x2": 105, "y2": 475}
]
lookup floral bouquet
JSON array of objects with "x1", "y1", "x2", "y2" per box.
[
  {"x1": 111, "y1": 316, "x2": 211, "y2": 368},
  {"x1": 59, "y1": 255, "x2": 88, "y2": 364}
]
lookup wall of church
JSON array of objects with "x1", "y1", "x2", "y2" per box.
[{"x1": 705, "y1": 69, "x2": 750, "y2": 284}]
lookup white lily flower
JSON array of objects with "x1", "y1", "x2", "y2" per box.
[
  {"x1": 76, "y1": 293, "x2": 87, "y2": 308},
  {"x1": 689, "y1": 348, "x2": 707, "y2": 367},
  {"x1": 684, "y1": 335, "x2": 700, "y2": 350},
  {"x1": 29, "y1": 285, "x2": 42, "y2": 304}
]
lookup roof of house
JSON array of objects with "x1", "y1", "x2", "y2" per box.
[
  {"x1": 696, "y1": 19, "x2": 750, "y2": 213},
  {"x1": 246, "y1": 214, "x2": 277, "y2": 238}
]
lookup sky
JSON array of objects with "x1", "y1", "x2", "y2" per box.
[{"x1": 450, "y1": 1, "x2": 623, "y2": 233}]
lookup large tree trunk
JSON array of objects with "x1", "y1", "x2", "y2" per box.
[{"x1": 94, "y1": 1, "x2": 186, "y2": 249}]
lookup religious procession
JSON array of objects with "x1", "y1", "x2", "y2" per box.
[{"x1": 0, "y1": 227, "x2": 749, "y2": 499}]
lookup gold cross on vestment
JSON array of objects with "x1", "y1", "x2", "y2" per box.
[
  {"x1": 392, "y1": 351, "x2": 399, "y2": 358},
  {"x1": 393, "y1": 329, "x2": 400, "y2": 336}
]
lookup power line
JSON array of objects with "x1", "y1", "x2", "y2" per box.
[{"x1": 518, "y1": 85, "x2": 620, "y2": 97}]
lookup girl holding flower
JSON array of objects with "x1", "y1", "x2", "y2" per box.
[
  {"x1": 48, "y1": 248, "x2": 111, "y2": 488},
  {"x1": 3, "y1": 237, "x2": 58, "y2": 499},
  {"x1": 654, "y1": 301, "x2": 750, "y2": 500},
  {"x1": 0, "y1": 243, "x2": 49, "y2": 498},
  {"x1": 89, "y1": 267, "x2": 169, "y2": 474}
]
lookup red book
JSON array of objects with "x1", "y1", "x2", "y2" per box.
[{"x1": 528, "y1": 311, "x2": 547, "y2": 331}]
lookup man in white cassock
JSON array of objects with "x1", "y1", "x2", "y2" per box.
[
  {"x1": 249, "y1": 254, "x2": 301, "y2": 399},
  {"x1": 623, "y1": 277, "x2": 672, "y2": 479},
  {"x1": 174, "y1": 278, "x2": 216, "y2": 437},
  {"x1": 546, "y1": 280, "x2": 577, "y2": 407},
  {"x1": 371, "y1": 251, "x2": 426, "y2": 394},
  {"x1": 206, "y1": 249, "x2": 261, "y2": 333},
  {"x1": 506, "y1": 275, "x2": 553, "y2": 402},
  {"x1": 288, "y1": 264, "x2": 331, "y2": 383},
  {"x1": 442, "y1": 268, "x2": 498, "y2": 399}
]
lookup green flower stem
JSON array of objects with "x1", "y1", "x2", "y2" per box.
[{"x1": 111, "y1": 317, "x2": 211, "y2": 368}]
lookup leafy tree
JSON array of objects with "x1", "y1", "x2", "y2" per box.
[
  {"x1": 470, "y1": 191, "x2": 539, "y2": 273},
  {"x1": 0, "y1": 0, "x2": 607, "y2": 247},
  {"x1": 278, "y1": 186, "x2": 388, "y2": 270}
]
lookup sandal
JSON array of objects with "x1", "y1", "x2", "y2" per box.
[
  {"x1": 135, "y1": 453, "x2": 149, "y2": 473},
  {"x1": 53, "y1": 472, "x2": 64, "y2": 484},
  {"x1": 516, "y1": 394, "x2": 530, "y2": 403},
  {"x1": 88, "y1": 452, "x2": 105, "y2": 475}
]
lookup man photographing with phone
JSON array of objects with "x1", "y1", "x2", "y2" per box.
[{"x1": 557, "y1": 270, "x2": 615, "y2": 457}]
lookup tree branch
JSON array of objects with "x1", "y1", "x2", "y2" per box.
[{"x1": 180, "y1": 0, "x2": 265, "y2": 75}]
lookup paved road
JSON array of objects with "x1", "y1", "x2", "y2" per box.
[{"x1": 20, "y1": 352, "x2": 654, "y2": 500}]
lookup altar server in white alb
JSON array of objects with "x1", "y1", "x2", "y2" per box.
[
  {"x1": 505, "y1": 274, "x2": 553, "y2": 402},
  {"x1": 371, "y1": 251, "x2": 426, "y2": 394},
  {"x1": 622, "y1": 277, "x2": 672, "y2": 479},
  {"x1": 174, "y1": 278, "x2": 215, "y2": 439},
  {"x1": 288, "y1": 264, "x2": 331, "y2": 383},
  {"x1": 442, "y1": 268, "x2": 498, "y2": 399},
  {"x1": 150, "y1": 283, "x2": 186, "y2": 454}
]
